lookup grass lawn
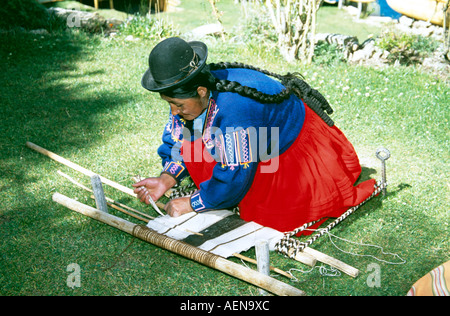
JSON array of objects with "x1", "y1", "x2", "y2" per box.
[{"x1": 0, "y1": 1, "x2": 448, "y2": 297}]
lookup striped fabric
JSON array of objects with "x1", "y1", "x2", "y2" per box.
[
  {"x1": 407, "y1": 261, "x2": 450, "y2": 296},
  {"x1": 146, "y1": 209, "x2": 284, "y2": 258}
]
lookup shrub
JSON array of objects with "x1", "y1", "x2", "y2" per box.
[
  {"x1": 376, "y1": 30, "x2": 439, "y2": 65},
  {"x1": 313, "y1": 42, "x2": 346, "y2": 65},
  {"x1": 118, "y1": 13, "x2": 179, "y2": 40},
  {"x1": 241, "y1": 10, "x2": 277, "y2": 44}
]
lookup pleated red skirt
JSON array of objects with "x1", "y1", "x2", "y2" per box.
[{"x1": 182, "y1": 104, "x2": 376, "y2": 233}]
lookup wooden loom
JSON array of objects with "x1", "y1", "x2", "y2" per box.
[
  {"x1": 27, "y1": 141, "x2": 387, "y2": 295},
  {"x1": 27, "y1": 142, "x2": 305, "y2": 295},
  {"x1": 52, "y1": 192, "x2": 303, "y2": 296}
]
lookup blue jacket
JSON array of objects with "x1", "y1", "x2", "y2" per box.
[{"x1": 157, "y1": 68, "x2": 305, "y2": 211}]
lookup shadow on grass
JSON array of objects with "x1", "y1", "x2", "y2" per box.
[
  {"x1": 0, "y1": 30, "x2": 134, "y2": 163},
  {"x1": 0, "y1": 29, "x2": 136, "y2": 218}
]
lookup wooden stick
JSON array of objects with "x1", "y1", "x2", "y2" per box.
[
  {"x1": 87, "y1": 195, "x2": 202, "y2": 236},
  {"x1": 90, "y1": 174, "x2": 108, "y2": 213},
  {"x1": 89, "y1": 195, "x2": 151, "y2": 223},
  {"x1": 290, "y1": 250, "x2": 317, "y2": 267},
  {"x1": 300, "y1": 247, "x2": 360, "y2": 278},
  {"x1": 57, "y1": 170, "x2": 157, "y2": 220},
  {"x1": 26, "y1": 141, "x2": 164, "y2": 216},
  {"x1": 52, "y1": 192, "x2": 305, "y2": 296},
  {"x1": 59, "y1": 170, "x2": 202, "y2": 236},
  {"x1": 27, "y1": 141, "x2": 135, "y2": 196},
  {"x1": 256, "y1": 240, "x2": 270, "y2": 296},
  {"x1": 232, "y1": 253, "x2": 294, "y2": 279}
]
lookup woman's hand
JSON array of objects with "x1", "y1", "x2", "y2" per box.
[
  {"x1": 165, "y1": 196, "x2": 194, "y2": 217},
  {"x1": 132, "y1": 173, "x2": 176, "y2": 205}
]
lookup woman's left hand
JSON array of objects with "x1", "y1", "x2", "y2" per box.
[{"x1": 165, "y1": 196, "x2": 194, "y2": 217}]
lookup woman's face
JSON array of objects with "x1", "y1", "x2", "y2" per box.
[{"x1": 160, "y1": 87, "x2": 209, "y2": 121}]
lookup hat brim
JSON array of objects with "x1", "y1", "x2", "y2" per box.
[{"x1": 141, "y1": 41, "x2": 208, "y2": 93}]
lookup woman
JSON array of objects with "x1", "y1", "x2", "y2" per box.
[{"x1": 133, "y1": 37, "x2": 376, "y2": 233}]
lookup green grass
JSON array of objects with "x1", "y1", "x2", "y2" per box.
[
  {"x1": 0, "y1": 1, "x2": 449, "y2": 297},
  {"x1": 317, "y1": 3, "x2": 384, "y2": 40}
]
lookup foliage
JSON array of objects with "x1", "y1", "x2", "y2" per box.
[
  {"x1": 118, "y1": 13, "x2": 179, "y2": 40},
  {"x1": 376, "y1": 30, "x2": 440, "y2": 65},
  {"x1": 241, "y1": 6, "x2": 278, "y2": 43},
  {"x1": 313, "y1": 42, "x2": 346, "y2": 65},
  {"x1": 0, "y1": 0, "x2": 50, "y2": 30},
  {"x1": 266, "y1": 0, "x2": 323, "y2": 63}
]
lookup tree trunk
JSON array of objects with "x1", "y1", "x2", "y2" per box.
[{"x1": 266, "y1": 0, "x2": 323, "y2": 63}]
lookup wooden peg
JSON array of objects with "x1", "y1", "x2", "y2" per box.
[{"x1": 91, "y1": 174, "x2": 108, "y2": 213}]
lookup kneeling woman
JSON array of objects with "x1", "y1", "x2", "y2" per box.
[{"x1": 133, "y1": 37, "x2": 376, "y2": 233}]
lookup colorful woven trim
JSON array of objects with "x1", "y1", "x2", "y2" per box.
[
  {"x1": 190, "y1": 191, "x2": 207, "y2": 212},
  {"x1": 217, "y1": 128, "x2": 254, "y2": 170},
  {"x1": 162, "y1": 161, "x2": 185, "y2": 179},
  {"x1": 202, "y1": 97, "x2": 219, "y2": 149}
]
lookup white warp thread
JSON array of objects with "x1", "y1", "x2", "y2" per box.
[{"x1": 146, "y1": 210, "x2": 284, "y2": 258}]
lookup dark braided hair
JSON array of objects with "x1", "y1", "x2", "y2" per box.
[
  {"x1": 210, "y1": 62, "x2": 334, "y2": 127},
  {"x1": 164, "y1": 62, "x2": 334, "y2": 127}
]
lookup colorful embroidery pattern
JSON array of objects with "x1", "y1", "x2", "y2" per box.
[
  {"x1": 169, "y1": 115, "x2": 185, "y2": 143},
  {"x1": 190, "y1": 191, "x2": 206, "y2": 212},
  {"x1": 237, "y1": 128, "x2": 253, "y2": 168},
  {"x1": 218, "y1": 128, "x2": 253, "y2": 170},
  {"x1": 202, "y1": 98, "x2": 219, "y2": 149},
  {"x1": 163, "y1": 161, "x2": 185, "y2": 178}
]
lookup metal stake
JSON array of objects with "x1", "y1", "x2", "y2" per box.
[{"x1": 376, "y1": 147, "x2": 391, "y2": 196}]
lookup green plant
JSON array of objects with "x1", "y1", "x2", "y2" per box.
[
  {"x1": 118, "y1": 13, "x2": 179, "y2": 40},
  {"x1": 313, "y1": 42, "x2": 346, "y2": 65},
  {"x1": 241, "y1": 9, "x2": 278, "y2": 43},
  {"x1": 376, "y1": 31, "x2": 439, "y2": 65}
]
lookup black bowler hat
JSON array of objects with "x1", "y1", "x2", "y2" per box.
[{"x1": 141, "y1": 37, "x2": 208, "y2": 92}]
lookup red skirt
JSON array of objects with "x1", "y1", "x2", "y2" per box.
[{"x1": 182, "y1": 104, "x2": 376, "y2": 233}]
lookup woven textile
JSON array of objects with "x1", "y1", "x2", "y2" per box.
[
  {"x1": 407, "y1": 260, "x2": 450, "y2": 296},
  {"x1": 146, "y1": 210, "x2": 284, "y2": 258}
]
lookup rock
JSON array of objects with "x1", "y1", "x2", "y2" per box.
[
  {"x1": 392, "y1": 15, "x2": 447, "y2": 41},
  {"x1": 188, "y1": 23, "x2": 224, "y2": 39},
  {"x1": 410, "y1": 26, "x2": 433, "y2": 37},
  {"x1": 412, "y1": 20, "x2": 432, "y2": 29},
  {"x1": 419, "y1": 43, "x2": 450, "y2": 79},
  {"x1": 48, "y1": 7, "x2": 121, "y2": 33},
  {"x1": 349, "y1": 39, "x2": 376, "y2": 63},
  {"x1": 124, "y1": 35, "x2": 139, "y2": 42},
  {"x1": 29, "y1": 29, "x2": 49, "y2": 35},
  {"x1": 399, "y1": 15, "x2": 414, "y2": 27},
  {"x1": 315, "y1": 33, "x2": 359, "y2": 51},
  {"x1": 432, "y1": 25, "x2": 444, "y2": 37}
]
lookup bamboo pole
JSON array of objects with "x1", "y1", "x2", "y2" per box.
[
  {"x1": 26, "y1": 141, "x2": 134, "y2": 195},
  {"x1": 52, "y1": 192, "x2": 305, "y2": 296},
  {"x1": 26, "y1": 141, "x2": 163, "y2": 216}
]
